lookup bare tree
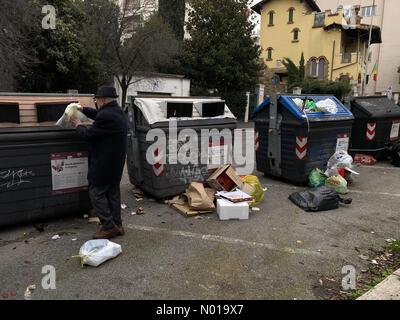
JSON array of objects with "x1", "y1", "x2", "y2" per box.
[
  {"x1": 0, "y1": 0, "x2": 36, "y2": 91},
  {"x1": 112, "y1": 0, "x2": 180, "y2": 105}
]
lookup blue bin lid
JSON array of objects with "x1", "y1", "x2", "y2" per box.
[{"x1": 252, "y1": 95, "x2": 354, "y2": 122}]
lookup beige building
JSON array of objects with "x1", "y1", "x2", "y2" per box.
[{"x1": 317, "y1": 0, "x2": 400, "y2": 96}]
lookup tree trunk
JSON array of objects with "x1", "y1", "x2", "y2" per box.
[{"x1": 121, "y1": 85, "x2": 128, "y2": 108}]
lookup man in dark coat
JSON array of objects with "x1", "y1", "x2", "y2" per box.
[{"x1": 71, "y1": 85, "x2": 128, "y2": 239}]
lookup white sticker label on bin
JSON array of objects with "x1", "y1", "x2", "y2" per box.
[
  {"x1": 51, "y1": 152, "x2": 88, "y2": 194},
  {"x1": 390, "y1": 121, "x2": 400, "y2": 140},
  {"x1": 336, "y1": 136, "x2": 349, "y2": 152}
]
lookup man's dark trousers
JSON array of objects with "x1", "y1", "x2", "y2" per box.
[
  {"x1": 77, "y1": 100, "x2": 128, "y2": 231},
  {"x1": 89, "y1": 184, "x2": 122, "y2": 230}
]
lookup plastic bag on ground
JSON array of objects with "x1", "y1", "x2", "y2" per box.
[
  {"x1": 308, "y1": 169, "x2": 327, "y2": 188},
  {"x1": 56, "y1": 103, "x2": 89, "y2": 129},
  {"x1": 325, "y1": 151, "x2": 353, "y2": 177},
  {"x1": 386, "y1": 143, "x2": 400, "y2": 167},
  {"x1": 327, "y1": 151, "x2": 353, "y2": 169},
  {"x1": 241, "y1": 175, "x2": 265, "y2": 206},
  {"x1": 73, "y1": 240, "x2": 122, "y2": 267},
  {"x1": 354, "y1": 154, "x2": 377, "y2": 166},
  {"x1": 289, "y1": 186, "x2": 352, "y2": 212},
  {"x1": 325, "y1": 175, "x2": 348, "y2": 194},
  {"x1": 316, "y1": 98, "x2": 338, "y2": 114}
]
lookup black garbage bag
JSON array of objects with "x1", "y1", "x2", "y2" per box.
[
  {"x1": 289, "y1": 186, "x2": 352, "y2": 212},
  {"x1": 386, "y1": 142, "x2": 400, "y2": 167}
]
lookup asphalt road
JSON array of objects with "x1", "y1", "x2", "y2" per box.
[{"x1": 0, "y1": 162, "x2": 399, "y2": 300}]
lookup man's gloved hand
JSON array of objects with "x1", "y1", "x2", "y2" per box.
[{"x1": 76, "y1": 103, "x2": 84, "y2": 112}]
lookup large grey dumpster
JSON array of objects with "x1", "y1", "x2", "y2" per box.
[
  {"x1": 0, "y1": 128, "x2": 91, "y2": 228},
  {"x1": 349, "y1": 96, "x2": 400, "y2": 159},
  {"x1": 126, "y1": 97, "x2": 237, "y2": 199}
]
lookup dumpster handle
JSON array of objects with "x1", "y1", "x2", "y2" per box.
[
  {"x1": 267, "y1": 94, "x2": 282, "y2": 176},
  {"x1": 302, "y1": 108, "x2": 311, "y2": 133}
]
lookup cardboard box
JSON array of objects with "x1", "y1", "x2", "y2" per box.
[{"x1": 207, "y1": 165, "x2": 243, "y2": 191}]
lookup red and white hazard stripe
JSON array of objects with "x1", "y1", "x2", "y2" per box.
[
  {"x1": 366, "y1": 122, "x2": 376, "y2": 141},
  {"x1": 152, "y1": 148, "x2": 164, "y2": 177},
  {"x1": 255, "y1": 131, "x2": 260, "y2": 152},
  {"x1": 296, "y1": 136, "x2": 308, "y2": 160}
]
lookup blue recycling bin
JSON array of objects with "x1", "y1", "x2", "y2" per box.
[{"x1": 252, "y1": 95, "x2": 354, "y2": 185}]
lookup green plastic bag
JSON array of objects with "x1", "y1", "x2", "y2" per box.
[
  {"x1": 309, "y1": 169, "x2": 327, "y2": 188},
  {"x1": 325, "y1": 175, "x2": 348, "y2": 195},
  {"x1": 304, "y1": 100, "x2": 319, "y2": 113},
  {"x1": 242, "y1": 175, "x2": 265, "y2": 206}
]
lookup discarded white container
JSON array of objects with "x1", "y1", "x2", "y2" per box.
[{"x1": 217, "y1": 198, "x2": 249, "y2": 221}]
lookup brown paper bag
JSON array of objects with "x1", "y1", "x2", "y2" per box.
[{"x1": 186, "y1": 182, "x2": 215, "y2": 211}]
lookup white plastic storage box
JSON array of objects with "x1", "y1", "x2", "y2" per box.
[{"x1": 217, "y1": 198, "x2": 249, "y2": 220}]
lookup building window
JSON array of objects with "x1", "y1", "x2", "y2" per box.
[
  {"x1": 310, "y1": 58, "x2": 318, "y2": 77},
  {"x1": 268, "y1": 11, "x2": 275, "y2": 26},
  {"x1": 292, "y1": 28, "x2": 300, "y2": 41},
  {"x1": 288, "y1": 7, "x2": 294, "y2": 23},
  {"x1": 314, "y1": 12, "x2": 326, "y2": 27},
  {"x1": 361, "y1": 5, "x2": 376, "y2": 17},
  {"x1": 309, "y1": 57, "x2": 327, "y2": 79},
  {"x1": 267, "y1": 48, "x2": 273, "y2": 61},
  {"x1": 317, "y1": 58, "x2": 326, "y2": 80}
]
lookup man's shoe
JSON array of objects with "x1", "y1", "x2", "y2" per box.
[
  {"x1": 93, "y1": 226, "x2": 120, "y2": 239},
  {"x1": 117, "y1": 226, "x2": 125, "y2": 236}
]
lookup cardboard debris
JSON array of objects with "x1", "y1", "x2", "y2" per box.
[
  {"x1": 24, "y1": 285, "x2": 36, "y2": 300},
  {"x1": 88, "y1": 217, "x2": 101, "y2": 224},
  {"x1": 167, "y1": 187, "x2": 215, "y2": 218},
  {"x1": 207, "y1": 165, "x2": 243, "y2": 191},
  {"x1": 132, "y1": 187, "x2": 145, "y2": 200},
  {"x1": 186, "y1": 182, "x2": 215, "y2": 211},
  {"x1": 216, "y1": 189, "x2": 253, "y2": 203},
  {"x1": 172, "y1": 202, "x2": 214, "y2": 217}
]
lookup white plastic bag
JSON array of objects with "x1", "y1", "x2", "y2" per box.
[
  {"x1": 74, "y1": 240, "x2": 122, "y2": 267},
  {"x1": 325, "y1": 151, "x2": 353, "y2": 177},
  {"x1": 293, "y1": 98, "x2": 304, "y2": 109},
  {"x1": 316, "y1": 98, "x2": 338, "y2": 114},
  {"x1": 327, "y1": 151, "x2": 353, "y2": 168},
  {"x1": 56, "y1": 103, "x2": 89, "y2": 129}
]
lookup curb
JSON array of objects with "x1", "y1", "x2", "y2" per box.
[{"x1": 357, "y1": 268, "x2": 400, "y2": 300}]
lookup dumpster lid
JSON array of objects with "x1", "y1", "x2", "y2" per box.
[
  {"x1": 252, "y1": 95, "x2": 354, "y2": 122},
  {"x1": 133, "y1": 97, "x2": 236, "y2": 125},
  {"x1": 351, "y1": 96, "x2": 400, "y2": 118}
]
